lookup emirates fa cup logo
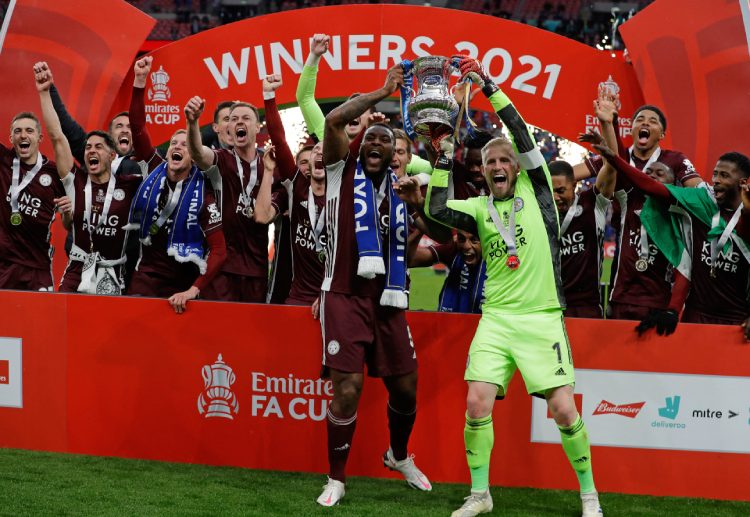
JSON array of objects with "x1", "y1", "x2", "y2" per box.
[
  {"x1": 197, "y1": 354, "x2": 239, "y2": 419},
  {"x1": 148, "y1": 65, "x2": 171, "y2": 103},
  {"x1": 598, "y1": 75, "x2": 621, "y2": 110}
]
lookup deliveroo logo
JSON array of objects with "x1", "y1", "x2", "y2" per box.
[{"x1": 658, "y1": 396, "x2": 681, "y2": 420}]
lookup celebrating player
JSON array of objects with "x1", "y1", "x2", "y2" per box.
[
  {"x1": 34, "y1": 62, "x2": 142, "y2": 294},
  {"x1": 186, "y1": 94, "x2": 280, "y2": 302},
  {"x1": 595, "y1": 143, "x2": 750, "y2": 331},
  {"x1": 550, "y1": 159, "x2": 611, "y2": 318},
  {"x1": 315, "y1": 63, "x2": 432, "y2": 507},
  {"x1": 0, "y1": 106, "x2": 64, "y2": 290},
  {"x1": 426, "y1": 56, "x2": 602, "y2": 517}
]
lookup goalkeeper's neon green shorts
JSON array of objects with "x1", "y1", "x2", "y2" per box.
[{"x1": 464, "y1": 307, "x2": 575, "y2": 397}]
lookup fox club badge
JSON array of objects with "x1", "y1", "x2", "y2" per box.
[{"x1": 39, "y1": 174, "x2": 52, "y2": 187}]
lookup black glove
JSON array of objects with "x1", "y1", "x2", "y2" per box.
[{"x1": 635, "y1": 309, "x2": 679, "y2": 337}]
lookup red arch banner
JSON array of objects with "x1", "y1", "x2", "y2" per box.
[{"x1": 112, "y1": 5, "x2": 644, "y2": 145}]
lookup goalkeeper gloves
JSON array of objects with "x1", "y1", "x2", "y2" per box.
[{"x1": 452, "y1": 54, "x2": 498, "y2": 97}]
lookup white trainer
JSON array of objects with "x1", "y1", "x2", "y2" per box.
[
  {"x1": 451, "y1": 489, "x2": 493, "y2": 517},
  {"x1": 316, "y1": 477, "x2": 345, "y2": 507},
  {"x1": 581, "y1": 491, "x2": 603, "y2": 516},
  {"x1": 383, "y1": 448, "x2": 432, "y2": 491}
]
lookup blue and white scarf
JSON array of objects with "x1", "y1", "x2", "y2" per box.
[
  {"x1": 438, "y1": 253, "x2": 486, "y2": 314},
  {"x1": 125, "y1": 162, "x2": 208, "y2": 273},
  {"x1": 353, "y1": 161, "x2": 408, "y2": 308}
]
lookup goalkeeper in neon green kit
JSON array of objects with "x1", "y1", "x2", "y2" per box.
[{"x1": 424, "y1": 56, "x2": 603, "y2": 517}]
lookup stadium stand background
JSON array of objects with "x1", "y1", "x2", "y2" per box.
[{"x1": 120, "y1": 1, "x2": 654, "y2": 48}]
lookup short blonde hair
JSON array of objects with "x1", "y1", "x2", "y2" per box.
[{"x1": 480, "y1": 137, "x2": 516, "y2": 166}]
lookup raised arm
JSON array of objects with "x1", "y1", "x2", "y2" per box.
[
  {"x1": 185, "y1": 96, "x2": 216, "y2": 170},
  {"x1": 593, "y1": 143, "x2": 673, "y2": 201},
  {"x1": 579, "y1": 130, "x2": 616, "y2": 199},
  {"x1": 34, "y1": 62, "x2": 74, "y2": 178},
  {"x1": 253, "y1": 145, "x2": 279, "y2": 224},
  {"x1": 296, "y1": 34, "x2": 329, "y2": 141},
  {"x1": 456, "y1": 57, "x2": 548, "y2": 187},
  {"x1": 322, "y1": 64, "x2": 402, "y2": 164},
  {"x1": 130, "y1": 56, "x2": 158, "y2": 163},
  {"x1": 48, "y1": 87, "x2": 86, "y2": 165},
  {"x1": 262, "y1": 74, "x2": 296, "y2": 180}
]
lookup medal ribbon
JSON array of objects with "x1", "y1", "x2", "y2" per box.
[
  {"x1": 307, "y1": 186, "x2": 325, "y2": 253},
  {"x1": 559, "y1": 193, "x2": 580, "y2": 235},
  {"x1": 83, "y1": 174, "x2": 117, "y2": 252},
  {"x1": 709, "y1": 206, "x2": 742, "y2": 274},
  {"x1": 152, "y1": 179, "x2": 184, "y2": 233},
  {"x1": 487, "y1": 195, "x2": 518, "y2": 262},
  {"x1": 10, "y1": 155, "x2": 43, "y2": 214},
  {"x1": 235, "y1": 151, "x2": 258, "y2": 210},
  {"x1": 628, "y1": 145, "x2": 661, "y2": 171}
]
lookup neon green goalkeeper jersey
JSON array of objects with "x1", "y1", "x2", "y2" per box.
[{"x1": 425, "y1": 90, "x2": 565, "y2": 313}]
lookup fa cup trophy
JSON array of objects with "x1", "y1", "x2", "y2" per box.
[{"x1": 402, "y1": 56, "x2": 461, "y2": 143}]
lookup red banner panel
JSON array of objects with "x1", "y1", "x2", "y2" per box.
[
  {"x1": 118, "y1": 5, "x2": 643, "y2": 146},
  {"x1": 0, "y1": 290, "x2": 748, "y2": 501},
  {"x1": 620, "y1": 0, "x2": 750, "y2": 181}
]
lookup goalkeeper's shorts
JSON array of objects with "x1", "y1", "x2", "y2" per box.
[{"x1": 464, "y1": 307, "x2": 575, "y2": 397}]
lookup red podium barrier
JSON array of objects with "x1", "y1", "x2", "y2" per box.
[{"x1": 0, "y1": 290, "x2": 747, "y2": 501}]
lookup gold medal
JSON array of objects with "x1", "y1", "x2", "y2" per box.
[
  {"x1": 10, "y1": 212, "x2": 22, "y2": 226},
  {"x1": 243, "y1": 205, "x2": 254, "y2": 218},
  {"x1": 318, "y1": 250, "x2": 326, "y2": 263},
  {"x1": 149, "y1": 222, "x2": 160, "y2": 235},
  {"x1": 635, "y1": 258, "x2": 648, "y2": 272},
  {"x1": 709, "y1": 267, "x2": 717, "y2": 279}
]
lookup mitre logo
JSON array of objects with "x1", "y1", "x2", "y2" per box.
[
  {"x1": 149, "y1": 65, "x2": 171, "y2": 103},
  {"x1": 197, "y1": 354, "x2": 239, "y2": 419},
  {"x1": 592, "y1": 400, "x2": 645, "y2": 418}
]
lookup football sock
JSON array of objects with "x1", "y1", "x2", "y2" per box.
[
  {"x1": 464, "y1": 413, "x2": 494, "y2": 493},
  {"x1": 387, "y1": 401, "x2": 416, "y2": 461},
  {"x1": 558, "y1": 414, "x2": 596, "y2": 494},
  {"x1": 327, "y1": 408, "x2": 357, "y2": 483}
]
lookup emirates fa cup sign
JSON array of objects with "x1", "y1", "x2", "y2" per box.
[{"x1": 197, "y1": 354, "x2": 239, "y2": 419}]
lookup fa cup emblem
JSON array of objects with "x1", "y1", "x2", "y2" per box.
[
  {"x1": 148, "y1": 65, "x2": 171, "y2": 103},
  {"x1": 197, "y1": 354, "x2": 239, "y2": 419}
]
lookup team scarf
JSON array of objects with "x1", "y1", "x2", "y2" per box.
[
  {"x1": 437, "y1": 253, "x2": 486, "y2": 313},
  {"x1": 640, "y1": 184, "x2": 750, "y2": 276},
  {"x1": 125, "y1": 162, "x2": 208, "y2": 273},
  {"x1": 353, "y1": 160, "x2": 408, "y2": 308}
]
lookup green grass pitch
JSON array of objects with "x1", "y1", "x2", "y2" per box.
[{"x1": 0, "y1": 448, "x2": 746, "y2": 516}]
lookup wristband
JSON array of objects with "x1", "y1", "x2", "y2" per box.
[
  {"x1": 435, "y1": 156, "x2": 453, "y2": 171},
  {"x1": 481, "y1": 81, "x2": 499, "y2": 97}
]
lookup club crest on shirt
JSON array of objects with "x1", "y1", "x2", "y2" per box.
[
  {"x1": 113, "y1": 188, "x2": 125, "y2": 201},
  {"x1": 38, "y1": 174, "x2": 52, "y2": 187},
  {"x1": 513, "y1": 197, "x2": 524, "y2": 212},
  {"x1": 327, "y1": 340, "x2": 340, "y2": 356}
]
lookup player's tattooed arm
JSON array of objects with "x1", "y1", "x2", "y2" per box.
[
  {"x1": 323, "y1": 64, "x2": 403, "y2": 164},
  {"x1": 34, "y1": 62, "x2": 74, "y2": 179},
  {"x1": 184, "y1": 96, "x2": 216, "y2": 170}
]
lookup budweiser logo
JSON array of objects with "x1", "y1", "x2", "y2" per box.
[{"x1": 592, "y1": 400, "x2": 645, "y2": 418}]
